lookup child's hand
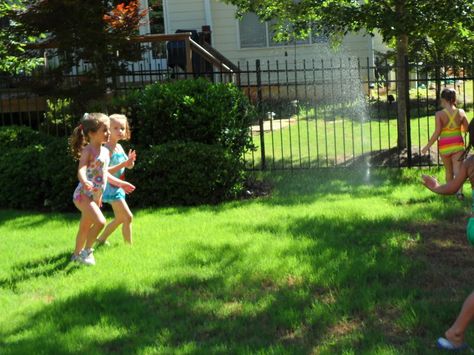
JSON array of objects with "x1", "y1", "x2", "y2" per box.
[
  {"x1": 83, "y1": 181, "x2": 94, "y2": 191},
  {"x1": 125, "y1": 150, "x2": 136, "y2": 168},
  {"x1": 422, "y1": 174, "x2": 439, "y2": 190},
  {"x1": 421, "y1": 145, "x2": 429, "y2": 155},
  {"x1": 121, "y1": 181, "x2": 136, "y2": 194}
]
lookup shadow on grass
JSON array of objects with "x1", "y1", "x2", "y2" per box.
[
  {"x1": 2, "y1": 209, "x2": 467, "y2": 353},
  {"x1": 0, "y1": 209, "x2": 77, "y2": 229},
  {"x1": 0, "y1": 251, "x2": 77, "y2": 292}
]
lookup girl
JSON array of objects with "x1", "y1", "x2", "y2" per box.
[
  {"x1": 423, "y1": 119, "x2": 474, "y2": 350},
  {"x1": 70, "y1": 113, "x2": 135, "y2": 265},
  {"x1": 422, "y1": 88, "x2": 469, "y2": 200},
  {"x1": 96, "y1": 114, "x2": 136, "y2": 245}
]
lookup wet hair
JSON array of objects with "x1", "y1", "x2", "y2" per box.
[
  {"x1": 69, "y1": 112, "x2": 109, "y2": 159},
  {"x1": 441, "y1": 88, "x2": 457, "y2": 105},
  {"x1": 460, "y1": 119, "x2": 474, "y2": 161},
  {"x1": 109, "y1": 113, "x2": 131, "y2": 140}
]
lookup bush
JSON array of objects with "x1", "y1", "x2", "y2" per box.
[
  {"x1": 0, "y1": 144, "x2": 45, "y2": 209},
  {"x1": 136, "y1": 78, "x2": 255, "y2": 155},
  {"x1": 128, "y1": 141, "x2": 244, "y2": 206},
  {"x1": 0, "y1": 126, "x2": 76, "y2": 211},
  {"x1": 40, "y1": 138, "x2": 77, "y2": 211},
  {"x1": 0, "y1": 125, "x2": 49, "y2": 148}
]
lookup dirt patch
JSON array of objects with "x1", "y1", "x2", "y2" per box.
[{"x1": 404, "y1": 220, "x2": 474, "y2": 291}]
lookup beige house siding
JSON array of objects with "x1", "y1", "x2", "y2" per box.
[
  {"x1": 163, "y1": 0, "x2": 206, "y2": 33},
  {"x1": 161, "y1": 0, "x2": 387, "y2": 66},
  {"x1": 157, "y1": 0, "x2": 387, "y2": 91}
]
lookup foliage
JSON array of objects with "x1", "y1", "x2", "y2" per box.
[
  {"x1": 128, "y1": 142, "x2": 245, "y2": 206},
  {"x1": 11, "y1": 0, "x2": 147, "y2": 104},
  {"x1": 0, "y1": 126, "x2": 74, "y2": 211},
  {"x1": 0, "y1": 0, "x2": 44, "y2": 74},
  {"x1": 136, "y1": 78, "x2": 255, "y2": 156},
  {"x1": 221, "y1": 0, "x2": 474, "y2": 62},
  {"x1": 41, "y1": 98, "x2": 75, "y2": 136}
]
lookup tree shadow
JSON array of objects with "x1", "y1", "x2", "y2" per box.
[
  {"x1": 0, "y1": 251, "x2": 77, "y2": 292},
  {"x1": 0, "y1": 209, "x2": 77, "y2": 229}
]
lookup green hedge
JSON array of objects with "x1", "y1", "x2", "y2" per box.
[
  {"x1": 135, "y1": 78, "x2": 254, "y2": 155},
  {"x1": 1, "y1": 80, "x2": 256, "y2": 210},
  {"x1": 128, "y1": 142, "x2": 244, "y2": 206},
  {"x1": 0, "y1": 126, "x2": 76, "y2": 211}
]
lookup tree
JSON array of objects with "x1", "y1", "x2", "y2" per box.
[
  {"x1": 221, "y1": 0, "x2": 474, "y2": 150},
  {"x1": 0, "y1": 0, "x2": 44, "y2": 74},
  {"x1": 11, "y1": 0, "x2": 147, "y2": 103}
]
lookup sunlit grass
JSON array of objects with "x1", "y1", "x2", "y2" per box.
[{"x1": 1, "y1": 168, "x2": 473, "y2": 353}]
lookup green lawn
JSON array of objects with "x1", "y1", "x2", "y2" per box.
[
  {"x1": 246, "y1": 116, "x2": 438, "y2": 169},
  {"x1": 1, "y1": 168, "x2": 474, "y2": 354}
]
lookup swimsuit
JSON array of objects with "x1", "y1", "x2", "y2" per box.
[
  {"x1": 468, "y1": 190, "x2": 474, "y2": 246},
  {"x1": 72, "y1": 146, "x2": 109, "y2": 206},
  {"x1": 438, "y1": 108, "x2": 464, "y2": 157},
  {"x1": 102, "y1": 145, "x2": 127, "y2": 203}
]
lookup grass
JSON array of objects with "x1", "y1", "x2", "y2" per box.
[
  {"x1": 246, "y1": 80, "x2": 474, "y2": 169},
  {"x1": 1, "y1": 168, "x2": 474, "y2": 354}
]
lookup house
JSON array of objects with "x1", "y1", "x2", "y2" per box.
[{"x1": 143, "y1": 0, "x2": 388, "y2": 70}]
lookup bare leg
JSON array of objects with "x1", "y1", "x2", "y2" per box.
[
  {"x1": 98, "y1": 199, "x2": 133, "y2": 244},
  {"x1": 73, "y1": 198, "x2": 106, "y2": 255},
  {"x1": 441, "y1": 154, "x2": 454, "y2": 183},
  {"x1": 451, "y1": 151, "x2": 464, "y2": 195},
  {"x1": 445, "y1": 291, "x2": 474, "y2": 346}
]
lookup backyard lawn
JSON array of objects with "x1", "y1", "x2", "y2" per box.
[{"x1": 1, "y1": 168, "x2": 473, "y2": 354}]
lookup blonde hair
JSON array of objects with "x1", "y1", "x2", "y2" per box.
[
  {"x1": 69, "y1": 112, "x2": 109, "y2": 159},
  {"x1": 109, "y1": 113, "x2": 131, "y2": 140}
]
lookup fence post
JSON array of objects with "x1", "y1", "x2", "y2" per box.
[
  {"x1": 256, "y1": 59, "x2": 266, "y2": 170},
  {"x1": 404, "y1": 55, "x2": 412, "y2": 167}
]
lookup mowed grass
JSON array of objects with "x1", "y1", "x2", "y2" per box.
[
  {"x1": 246, "y1": 116, "x2": 438, "y2": 169},
  {"x1": 1, "y1": 168, "x2": 474, "y2": 354}
]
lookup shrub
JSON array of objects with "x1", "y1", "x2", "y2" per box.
[
  {"x1": 0, "y1": 144, "x2": 45, "y2": 209},
  {"x1": 40, "y1": 138, "x2": 77, "y2": 211},
  {"x1": 0, "y1": 126, "x2": 76, "y2": 211},
  {"x1": 127, "y1": 141, "x2": 244, "y2": 206},
  {"x1": 136, "y1": 78, "x2": 255, "y2": 155},
  {"x1": 0, "y1": 125, "x2": 49, "y2": 148}
]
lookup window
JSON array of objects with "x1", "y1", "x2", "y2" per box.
[
  {"x1": 239, "y1": 13, "x2": 326, "y2": 49},
  {"x1": 239, "y1": 13, "x2": 267, "y2": 48}
]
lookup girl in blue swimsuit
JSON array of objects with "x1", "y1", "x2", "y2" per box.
[{"x1": 97, "y1": 114, "x2": 137, "y2": 245}]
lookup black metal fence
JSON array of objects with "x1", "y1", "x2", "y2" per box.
[{"x1": 1, "y1": 55, "x2": 473, "y2": 169}]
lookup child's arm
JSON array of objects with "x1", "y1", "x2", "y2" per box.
[
  {"x1": 459, "y1": 109, "x2": 469, "y2": 133},
  {"x1": 421, "y1": 112, "x2": 443, "y2": 154},
  {"x1": 77, "y1": 149, "x2": 93, "y2": 191},
  {"x1": 422, "y1": 162, "x2": 468, "y2": 194},
  {"x1": 107, "y1": 173, "x2": 136, "y2": 193},
  {"x1": 108, "y1": 149, "x2": 136, "y2": 174}
]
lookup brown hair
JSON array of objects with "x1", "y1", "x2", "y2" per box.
[
  {"x1": 69, "y1": 112, "x2": 109, "y2": 159},
  {"x1": 109, "y1": 113, "x2": 131, "y2": 140},
  {"x1": 441, "y1": 88, "x2": 457, "y2": 105}
]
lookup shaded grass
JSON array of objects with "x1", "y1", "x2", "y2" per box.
[{"x1": 1, "y1": 168, "x2": 474, "y2": 354}]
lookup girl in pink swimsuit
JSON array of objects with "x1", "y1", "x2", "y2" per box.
[{"x1": 69, "y1": 113, "x2": 135, "y2": 265}]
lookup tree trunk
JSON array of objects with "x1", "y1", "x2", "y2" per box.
[
  {"x1": 396, "y1": 33, "x2": 408, "y2": 150},
  {"x1": 395, "y1": 0, "x2": 408, "y2": 150}
]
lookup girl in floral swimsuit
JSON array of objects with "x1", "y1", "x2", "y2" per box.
[{"x1": 69, "y1": 113, "x2": 135, "y2": 265}]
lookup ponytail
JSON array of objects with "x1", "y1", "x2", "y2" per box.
[{"x1": 69, "y1": 124, "x2": 86, "y2": 160}]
